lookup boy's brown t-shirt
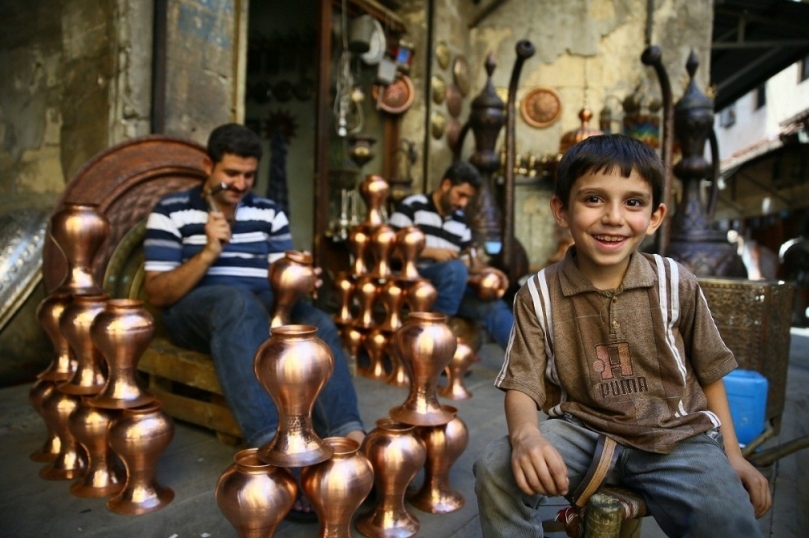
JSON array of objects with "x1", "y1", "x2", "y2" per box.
[{"x1": 496, "y1": 249, "x2": 737, "y2": 454}]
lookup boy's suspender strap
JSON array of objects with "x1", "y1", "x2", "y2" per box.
[{"x1": 571, "y1": 435, "x2": 622, "y2": 508}]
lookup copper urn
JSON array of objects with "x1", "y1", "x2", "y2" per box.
[
  {"x1": 28, "y1": 379, "x2": 61, "y2": 461},
  {"x1": 268, "y1": 250, "x2": 317, "y2": 328},
  {"x1": 438, "y1": 340, "x2": 480, "y2": 400},
  {"x1": 395, "y1": 226, "x2": 426, "y2": 281},
  {"x1": 359, "y1": 174, "x2": 389, "y2": 227},
  {"x1": 39, "y1": 389, "x2": 87, "y2": 480},
  {"x1": 58, "y1": 294, "x2": 109, "y2": 396},
  {"x1": 36, "y1": 292, "x2": 76, "y2": 381},
  {"x1": 67, "y1": 398, "x2": 123, "y2": 497},
  {"x1": 50, "y1": 202, "x2": 109, "y2": 295}
]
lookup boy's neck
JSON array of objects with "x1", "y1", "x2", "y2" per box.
[{"x1": 573, "y1": 251, "x2": 631, "y2": 291}]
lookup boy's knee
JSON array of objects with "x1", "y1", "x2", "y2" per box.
[{"x1": 474, "y1": 436, "x2": 513, "y2": 482}]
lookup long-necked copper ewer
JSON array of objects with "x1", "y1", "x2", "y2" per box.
[
  {"x1": 390, "y1": 312, "x2": 457, "y2": 426},
  {"x1": 268, "y1": 250, "x2": 317, "y2": 328},
  {"x1": 255, "y1": 325, "x2": 335, "y2": 467}
]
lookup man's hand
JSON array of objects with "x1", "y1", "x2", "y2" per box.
[
  {"x1": 729, "y1": 452, "x2": 772, "y2": 518},
  {"x1": 204, "y1": 211, "x2": 231, "y2": 260},
  {"x1": 510, "y1": 423, "x2": 570, "y2": 497}
]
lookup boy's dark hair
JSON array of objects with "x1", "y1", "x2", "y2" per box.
[
  {"x1": 555, "y1": 134, "x2": 664, "y2": 209},
  {"x1": 206, "y1": 123, "x2": 263, "y2": 165},
  {"x1": 442, "y1": 160, "x2": 482, "y2": 190}
]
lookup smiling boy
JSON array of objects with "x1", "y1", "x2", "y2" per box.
[{"x1": 473, "y1": 135, "x2": 770, "y2": 537}]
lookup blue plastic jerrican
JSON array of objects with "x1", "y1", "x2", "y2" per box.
[{"x1": 723, "y1": 369, "x2": 768, "y2": 446}]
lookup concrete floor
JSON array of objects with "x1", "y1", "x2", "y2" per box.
[{"x1": 1, "y1": 331, "x2": 808, "y2": 538}]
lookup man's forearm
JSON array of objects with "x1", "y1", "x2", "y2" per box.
[{"x1": 144, "y1": 250, "x2": 217, "y2": 308}]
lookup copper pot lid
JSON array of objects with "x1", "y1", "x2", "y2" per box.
[{"x1": 372, "y1": 75, "x2": 415, "y2": 115}]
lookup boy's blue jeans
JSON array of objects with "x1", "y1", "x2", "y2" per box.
[
  {"x1": 417, "y1": 259, "x2": 514, "y2": 349},
  {"x1": 162, "y1": 285, "x2": 364, "y2": 448},
  {"x1": 474, "y1": 416, "x2": 763, "y2": 538}
]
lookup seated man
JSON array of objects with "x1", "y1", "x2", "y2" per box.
[
  {"x1": 389, "y1": 161, "x2": 514, "y2": 349},
  {"x1": 143, "y1": 123, "x2": 365, "y2": 453}
]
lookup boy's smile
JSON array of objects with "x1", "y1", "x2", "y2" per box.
[{"x1": 550, "y1": 167, "x2": 666, "y2": 289}]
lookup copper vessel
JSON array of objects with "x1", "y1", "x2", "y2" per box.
[
  {"x1": 395, "y1": 226, "x2": 425, "y2": 281},
  {"x1": 404, "y1": 279, "x2": 437, "y2": 313},
  {"x1": 369, "y1": 225, "x2": 397, "y2": 278},
  {"x1": 28, "y1": 379, "x2": 61, "y2": 461},
  {"x1": 302, "y1": 437, "x2": 375, "y2": 538},
  {"x1": 269, "y1": 250, "x2": 317, "y2": 328},
  {"x1": 385, "y1": 341, "x2": 410, "y2": 388},
  {"x1": 359, "y1": 329, "x2": 389, "y2": 381},
  {"x1": 50, "y1": 202, "x2": 109, "y2": 295},
  {"x1": 39, "y1": 389, "x2": 87, "y2": 480},
  {"x1": 340, "y1": 326, "x2": 366, "y2": 378},
  {"x1": 409, "y1": 407, "x2": 468, "y2": 513},
  {"x1": 334, "y1": 271, "x2": 356, "y2": 326},
  {"x1": 378, "y1": 279, "x2": 406, "y2": 333},
  {"x1": 468, "y1": 267, "x2": 508, "y2": 300},
  {"x1": 348, "y1": 225, "x2": 371, "y2": 275},
  {"x1": 390, "y1": 312, "x2": 457, "y2": 426},
  {"x1": 438, "y1": 340, "x2": 480, "y2": 400},
  {"x1": 255, "y1": 325, "x2": 335, "y2": 467},
  {"x1": 216, "y1": 448, "x2": 297, "y2": 538},
  {"x1": 58, "y1": 294, "x2": 108, "y2": 396},
  {"x1": 89, "y1": 299, "x2": 156, "y2": 409},
  {"x1": 36, "y1": 292, "x2": 76, "y2": 381},
  {"x1": 356, "y1": 420, "x2": 426, "y2": 538},
  {"x1": 68, "y1": 398, "x2": 123, "y2": 497},
  {"x1": 359, "y1": 174, "x2": 389, "y2": 227},
  {"x1": 107, "y1": 402, "x2": 175, "y2": 514},
  {"x1": 354, "y1": 275, "x2": 380, "y2": 329}
]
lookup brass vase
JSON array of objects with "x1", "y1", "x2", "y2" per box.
[
  {"x1": 268, "y1": 250, "x2": 317, "y2": 328},
  {"x1": 36, "y1": 292, "x2": 76, "y2": 381},
  {"x1": 302, "y1": 437, "x2": 375, "y2": 538},
  {"x1": 255, "y1": 325, "x2": 335, "y2": 467},
  {"x1": 396, "y1": 226, "x2": 425, "y2": 281},
  {"x1": 89, "y1": 299, "x2": 156, "y2": 409},
  {"x1": 378, "y1": 279, "x2": 406, "y2": 333},
  {"x1": 354, "y1": 275, "x2": 380, "y2": 330},
  {"x1": 390, "y1": 312, "x2": 457, "y2": 426},
  {"x1": 39, "y1": 389, "x2": 87, "y2": 480},
  {"x1": 216, "y1": 448, "x2": 297, "y2": 538},
  {"x1": 348, "y1": 225, "x2": 372, "y2": 275},
  {"x1": 359, "y1": 174, "x2": 389, "y2": 227},
  {"x1": 468, "y1": 267, "x2": 508, "y2": 300},
  {"x1": 50, "y1": 202, "x2": 109, "y2": 295},
  {"x1": 369, "y1": 225, "x2": 397, "y2": 279},
  {"x1": 356, "y1": 420, "x2": 426, "y2": 538},
  {"x1": 68, "y1": 398, "x2": 123, "y2": 498},
  {"x1": 438, "y1": 340, "x2": 480, "y2": 400},
  {"x1": 409, "y1": 407, "x2": 468, "y2": 513},
  {"x1": 359, "y1": 329, "x2": 389, "y2": 381},
  {"x1": 404, "y1": 279, "x2": 438, "y2": 313},
  {"x1": 28, "y1": 379, "x2": 61, "y2": 462},
  {"x1": 58, "y1": 294, "x2": 109, "y2": 396},
  {"x1": 107, "y1": 402, "x2": 175, "y2": 515},
  {"x1": 385, "y1": 341, "x2": 410, "y2": 388},
  {"x1": 334, "y1": 271, "x2": 355, "y2": 326}
]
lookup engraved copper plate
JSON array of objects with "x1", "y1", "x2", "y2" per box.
[
  {"x1": 371, "y1": 75, "x2": 415, "y2": 115},
  {"x1": 431, "y1": 75, "x2": 446, "y2": 105},
  {"x1": 521, "y1": 86, "x2": 563, "y2": 128},
  {"x1": 435, "y1": 40, "x2": 450, "y2": 70},
  {"x1": 452, "y1": 55, "x2": 470, "y2": 96},
  {"x1": 430, "y1": 111, "x2": 445, "y2": 139}
]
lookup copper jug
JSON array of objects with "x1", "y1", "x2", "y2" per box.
[
  {"x1": 348, "y1": 225, "x2": 372, "y2": 275},
  {"x1": 438, "y1": 339, "x2": 480, "y2": 400},
  {"x1": 268, "y1": 250, "x2": 317, "y2": 328},
  {"x1": 39, "y1": 389, "x2": 87, "y2": 480},
  {"x1": 395, "y1": 226, "x2": 425, "y2": 281},
  {"x1": 28, "y1": 379, "x2": 61, "y2": 462},
  {"x1": 58, "y1": 294, "x2": 108, "y2": 396},
  {"x1": 36, "y1": 292, "x2": 76, "y2": 381},
  {"x1": 390, "y1": 312, "x2": 457, "y2": 426},
  {"x1": 356, "y1": 420, "x2": 426, "y2": 538},
  {"x1": 68, "y1": 398, "x2": 123, "y2": 498},
  {"x1": 333, "y1": 271, "x2": 356, "y2": 326},
  {"x1": 302, "y1": 437, "x2": 375, "y2": 538},
  {"x1": 404, "y1": 279, "x2": 437, "y2": 313},
  {"x1": 359, "y1": 174, "x2": 389, "y2": 227},
  {"x1": 107, "y1": 402, "x2": 175, "y2": 514},
  {"x1": 409, "y1": 407, "x2": 468, "y2": 513},
  {"x1": 89, "y1": 299, "x2": 156, "y2": 409},
  {"x1": 216, "y1": 448, "x2": 297, "y2": 538},
  {"x1": 50, "y1": 202, "x2": 109, "y2": 295},
  {"x1": 255, "y1": 325, "x2": 335, "y2": 467},
  {"x1": 369, "y1": 225, "x2": 397, "y2": 279},
  {"x1": 358, "y1": 329, "x2": 389, "y2": 381}
]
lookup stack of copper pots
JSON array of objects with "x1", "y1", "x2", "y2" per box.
[{"x1": 32, "y1": 203, "x2": 174, "y2": 515}]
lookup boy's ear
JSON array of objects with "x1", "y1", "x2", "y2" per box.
[
  {"x1": 550, "y1": 195, "x2": 569, "y2": 228},
  {"x1": 645, "y1": 202, "x2": 668, "y2": 236}
]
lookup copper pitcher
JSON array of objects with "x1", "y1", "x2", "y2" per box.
[
  {"x1": 28, "y1": 379, "x2": 61, "y2": 462},
  {"x1": 356, "y1": 420, "x2": 426, "y2": 538},
  {"x1": 58, "y1": 294, "x2": 108, "y2": 396},
  {"x1": 468, "y1": 267, "x2": 508, "y2": 300},
  {"x1": 107, "y1": 402, "x2": 175, "y2": 515},
  {"x1": 36, "y1": 292, "x2": 76, "y2": 381},
  {"x1": 89, "y1": 299, "x2": 156, "y2": 409},
  {"x1": 353, "y1": 275, "x2": 380, "y2": 330},
  {"x1": 216, "y1": 448, "x2": 297, "y2": 538},
  {"x1": 68, "y1": 398, "x2": 123, "y2": 498},
  {"x1": 333, "y1": 271, "x2": 356, "y2": 326},
  {"x1": 255, "y1": 325, "x2": 335, "y2": 467},
  {"x1": 404, "y1": 279, "x2": 437, "y2": 313},
  {"x1": 39, "y1": 389, "x2": 87, "y2": 480},
  {"x1": 359, "y1": 174, "x2": 389, "y2": 227},
  {"x1": 358, "y1": 329, "x2": 389, "y2": 381},
  {"x1": 378, "y1": 279, "x2": 406, "y2": 333},
  {"x1": 348, "y1": 225, "x2": 372, "y2": 275},
  {"x1": 369, "y1": 225, "x2": 397, "y2": 279},
  {"x1": 395, "y1": 226, "x2": 426, "y2": 281},
  {"x1": 302, "y1": 437, "x2": 375, "y2": 538},
  {"x1": 50, "y1": 202, "x2": 109, "y2": 295},
  {"x1": 439, "y1": 339, "x2": 481, "y2": 400},
  {"x1": 409, "y1": 407, "x2": 468, "y2": 513},
  {"x1": 390, "y1": 312, "x2": 457, "y2": 426},
  {"x1": 268, "y1": 250, "x2": 317, "y2": 328}
]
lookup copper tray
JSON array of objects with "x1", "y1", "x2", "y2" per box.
[
  {"x1": 520, "y1": 86, "x2": 563, "y2": 128},
  {"x1": 372, "y1": 75, "x2": 415, "y2": 115}
]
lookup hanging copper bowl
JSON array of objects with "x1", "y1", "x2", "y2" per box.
[{"x1": 372, "y1": 75, "x2": 415, "y2": 115}]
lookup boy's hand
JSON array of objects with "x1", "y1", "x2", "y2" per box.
[
  {"x1": 510, "y1": 424, "x2": 569, "y2": 497},
  {"x1": 729, "y1": 453, "x2": 771, "y2": 518}
]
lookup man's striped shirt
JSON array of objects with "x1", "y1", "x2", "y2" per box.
[
  {"x1": 388, "y1": 193, "x2": 472, "y2": 253},
  {"x1": 144, "y1": 186, "x2": 293, "y2": 292}
]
